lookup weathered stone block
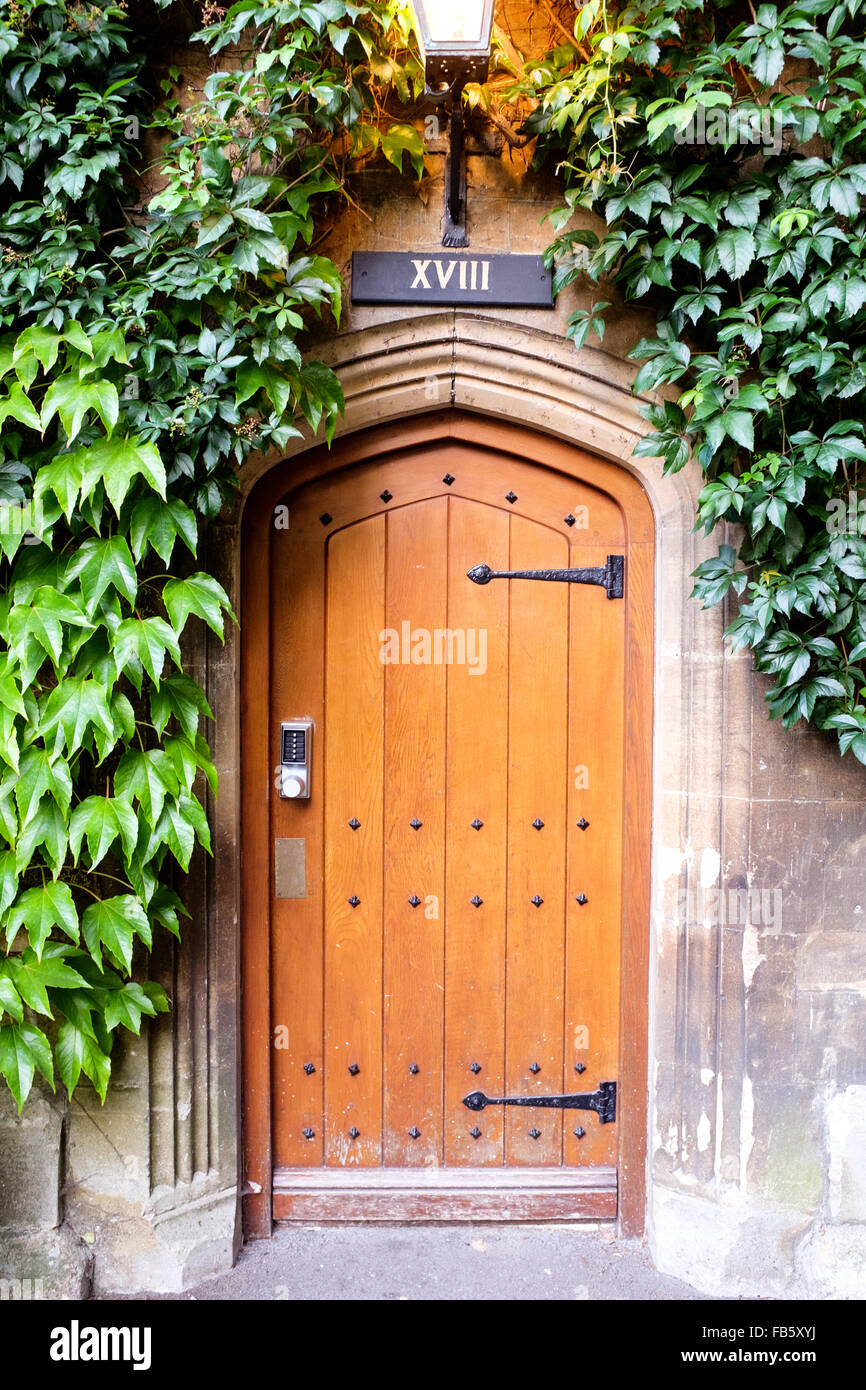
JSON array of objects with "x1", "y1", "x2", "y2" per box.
[
  {"x1": 826, "y1": 1084, "x2": 866, "y2": 1222},
  {"x1": 0, "y1": 1087, "x2": 63, "y2": 1232},
  {"x1": 0, "y1": 1227, "x2": 92, "y2": 1301}
]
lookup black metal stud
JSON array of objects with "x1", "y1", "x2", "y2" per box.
[
  {"x1": 303, "y1": 1062, "x2": 316, "y2": 1075},
  {"x1": 531, "y1": 895, "x2": 543, "y2": 908},
  {"x1": 470, "y1": 1127, "x2": 482, "y2": 1139},
  {"x1": 532, "y1": 818, "x2": 544, "y2": 830},
  {"x1": 529, "y1": 1062, "x2": 541, "y2": 1074},
  {"x1": 576, "y1": 894, "x2": 588, "y2": 906},
  {"x1": 408, "y1": 1127, "x2": 421, "y2": 1139},
  {"x1": 470, "y1": 895, "x2": 483, "y2": 908},
  {"x1": 505, "y1": 491, "x2": 518, "y2": 504},
  {"x1": 348, "y1": 818, "x2": 361, "y2": 831},
  {"x1": 348, "y1": 1063, "x2": 360, "y2": 1075},
  {"x1": 574, "y1": 1126, "x2": 586, "y2": 1139},
  {"x1": 408, "y1": 894, "x2": 422, "y2": 908},
  {"x1": 564, "y1": 514, "x2": 576, "y2": 527},
  {"x1": 348, "y1": 1127, "x2": 360, "y2": 1139},
  {"x1": 529, "y1": 1127, "x2": 542, "y2": 1139},
  {"x1": 442, "y1": 474, "x2": 455, "y2": 486},
  {"x1": 577, "y1": 818, "x2": 590, "y2": 830},
  {"x1": 348, "y1": 895, "x2": 361, "y2": 908},
  {"x1": 574, "y1": 1062, "x2": 587, "y2": 1074},
  {"x1": 470, "y1": 1062, "x2": 482, "y2": 1074},
  {"x1": 410, "y1": 817, "x2": 422, "y2": 830},
  {"x1": 303, "y1": 1127, "x2": 315, "y2": 1139},
  {"x1": 471, "y1": 818, "x2": 483, "y2": 830},
  {"x1": 319, "y1": 513, "x2": 332, "y2": 526},
  {"x1": 409, "y1": 1064, "x2": 420, "y2": 1074},
  {"x1": 380, "y1": 490, "x2": 393, "y2": 503}
]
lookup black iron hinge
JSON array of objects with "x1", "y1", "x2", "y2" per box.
[
  {"x1": 462, "y1": 1081, "x2": 616, "y2": 1124},
  {"x1": 467, "y1": 555, "x2": 624, "y2": 599}
]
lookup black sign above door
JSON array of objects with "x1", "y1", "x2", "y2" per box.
[{"x1": 351, "y1": 251, "x2": 553, "y2": 307}]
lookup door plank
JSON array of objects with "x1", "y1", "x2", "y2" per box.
[
  {"x1": 504, "y1": 515, "x2": 570, "y2": 1165},
  {"x1": 323, "y1": 516, "x2": 386, "y2": 1165},
  {"x1": 564, "y1": 543, "x2": 626, "y2": 1169},
  {"x1": 383, "y1": 499, "x2": 448, "y2": 1165},
  {"x1": 270, "y1": 501, "x2": 327, "y2": 1167},
  {"x1": 443, "y1": 495, "x2": 510, "y2": 1166}
]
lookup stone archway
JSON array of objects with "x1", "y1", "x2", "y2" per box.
[{"x1": 69, "y1": 311, "x2": 745, "y2": 1295}]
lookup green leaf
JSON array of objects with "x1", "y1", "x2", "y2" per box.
[
  {"x1": 81, "y1": 894, "x2": 150, "y2": 975},
  {"x1": 41, "y1": 678, "x2": 117, "y2": 759},
  {"x1": 235, "y1": 361, "x2": 292, "y2": 416},
  {"x1": 0, "y1": 849, "x2": 19, "y2": 917},
  {"x1": 5, "y1": 881, "x2": 79, "y2": 957},
  {"x1": 0, "y1": 381, "x2": 41, "y2": 431},
  {"x1": 14, "y1": 798, "x2": 68, "y2": 878},
  {"x1": 56, "y1": 1019, "x2": 111, "y2": 1102},
  {"x1": 103, "y1": 980, "x2": 160, "y2": 1033},
  {"x1": 381, "y1": 122, "x2": 426, "y2": 179},
  {"x1": 34, "y1": 449, "x2": 85, "y2": 522},
  {"x1": 114, "y1": 617, "x2": 181, "y2": 690},
  {"x1": 717, "y1": 228, "x2": 756, "y2": 280},
  {"x1": 0, "y1": 973, "x2": 23, "y2": 1023},
  {"x1": 41, "y1": 376, "x2": 119, "y2": 444},
  {"x1": 148, "y1": 797, "x2": 196, "y2": 871},
  {"x1": 150, "y1": 673, "x2": 214, "y2": 741},
  {"x1": 0, "y1": 1023, "x2": 35, "y2": 1112},
  {"x1": 7, "y1": 586, "x2": 92, "y2": 686},
  {"x1": 129, "y1": 496, "x2": 198, "y2": 564},
  {"x1": 15, "y1": 747, "x2": 73, "y2": 825},
  {"x1": 70, "y1": 795, "x2": 139, "y2": 871},
  {"x1": 148, "y1": 884, "x2": 188, "y2": 939},
  {"x1": 162, "y1": 573, "x2": 235, "y2": 640},
  {"x1": 114, "y1": 748, "x2": 179, "y2": 828},
  {"x1": 66, "y1": 536, "x2": 138, "y2": 612},
  {"x1": 79, "y1": 436, "x2": 166, "y2": 516}
]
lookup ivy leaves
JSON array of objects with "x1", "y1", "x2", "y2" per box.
[
  {"x1": 533, "y1": 0, "x2": 866, "y2": 762},
  {"x1": 0, "y1": 0, "x2": 392, "y2": 1112}
]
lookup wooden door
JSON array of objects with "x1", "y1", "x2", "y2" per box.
[{"x1": 241, "y1": 417, "x2": 653, "y2": 1230}]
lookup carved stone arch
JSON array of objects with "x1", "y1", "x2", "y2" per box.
[{"x1": 91, "y1": 311, "x2": 736, "y2": 1292}]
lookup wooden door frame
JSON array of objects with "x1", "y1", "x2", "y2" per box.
[{"x1": 240, "y1": 411, "x2": 654, "y2": 1239}]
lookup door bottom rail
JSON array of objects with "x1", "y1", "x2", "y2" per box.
[{"x1": 272, "y1": 1165, "x2": 617, "y2": 1222}]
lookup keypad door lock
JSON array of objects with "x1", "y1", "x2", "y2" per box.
[{"x1": 279, "y1": 719, "x2": 313, "y2": 799}]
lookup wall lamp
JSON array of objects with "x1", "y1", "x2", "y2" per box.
[{"x1": 411, "y1": 1, "x2": 495, "y2": 246}]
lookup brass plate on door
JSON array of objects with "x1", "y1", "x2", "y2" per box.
[{"x1": 275, "y1": 839, "x2": 306, "y2": 899}]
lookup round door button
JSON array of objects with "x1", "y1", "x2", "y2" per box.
[{"x1": 282, "y1": 775, "x2": 304, "y2": 798}]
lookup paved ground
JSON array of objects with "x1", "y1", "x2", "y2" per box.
[{"x1": 132, "y1": 1225, "x2": 711, "y2": 1300}]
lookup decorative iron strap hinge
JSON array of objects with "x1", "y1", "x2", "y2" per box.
[
  {"x1": 462, "y1": 1081, "x2": 617, "y2": 1124},
  {"x1": 467, "y1": 555, "x2": 624, "y2": 599}
]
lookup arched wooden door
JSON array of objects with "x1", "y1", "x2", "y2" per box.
[{"x1": 241, "y1": 415, "x2": 653, "y2": 1234}]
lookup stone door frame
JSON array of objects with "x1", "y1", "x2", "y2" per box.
[{"x1": 109, "y1": 312, "x2": 730, "y2": 1291}]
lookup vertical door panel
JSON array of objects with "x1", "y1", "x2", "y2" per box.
[
  {"x1": 564, "y1": 546, "x2": 625, "y2": 1168},
  {"x1": 383, "y1": 499, "x2": 448, "y2": 1164},
  {"x1": 504, "y1": 516, "x2": 570, "y2": 1165},
  {"x1": 323, "y1": 517, "x2": 386, "y2": 1165},
  {"x1": 443, "y1": 498, "x2": 510, "y2": 1165},
  {"x1": 270, "y1": 515, "x2": 326, "y2": 1167}
]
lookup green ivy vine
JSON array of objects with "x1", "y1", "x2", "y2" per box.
[
  {"x1": 513, "y1": 0, "x2": 866, "y2": 754},
  {"x1": 0, "y1": 0, "x2": 422, "y2": 1109},
  {"x1": 4, "y1": 0, "x2": 866, "y2": 1112}
]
